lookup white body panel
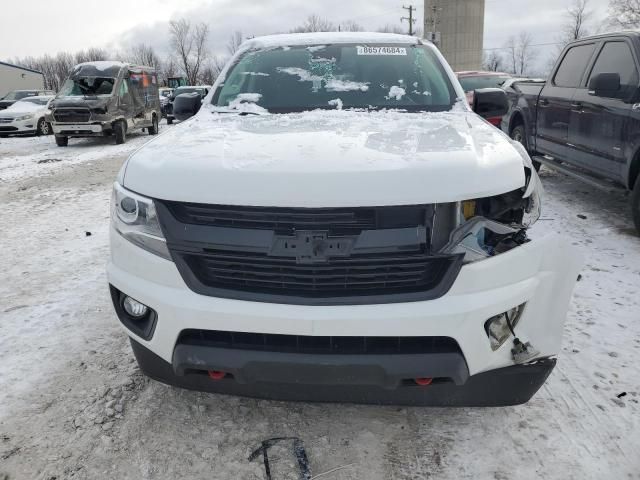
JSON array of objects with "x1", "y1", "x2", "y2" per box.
[
  {"x1": 108, "y1": 32, "x2": 582, "y2": 381},
  {"x1": 122, "y1": 110, "x2": 525, "y2": 207},
  {"x1": 108, "y1": 229, "x2": 583, "y2": 375}
]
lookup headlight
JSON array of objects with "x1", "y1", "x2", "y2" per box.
[
  {"x1": 111, "y1": 183, "x2": 171, "y2": 260},
  {"x1": 15, "y1": 114, "x2": 33, "y2": 121}
]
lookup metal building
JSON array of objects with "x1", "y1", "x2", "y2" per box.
[
  {"x1": 424, "y1": 0, "x2": 485, "y2": 72},
  {"x1": 0, "y1": 61, "x2": 45, "y2": 99}
]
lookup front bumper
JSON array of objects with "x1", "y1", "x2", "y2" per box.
[
  {"x1": 131, "y1": 338, "x2": 557, "y2": 406},
  {"x1": 107, "y1": 229, "x2": 582, "y2": 405},
  {"x1": 0, "y1": 116, "x2": 38, "y2": 134},
  {"x1": 51, "y1": 123, "x2": 105, "y2": 136}
]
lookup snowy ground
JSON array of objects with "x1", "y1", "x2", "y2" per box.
[{"x1": 0, "y1": 128, "x2": 639, "y2": 480}]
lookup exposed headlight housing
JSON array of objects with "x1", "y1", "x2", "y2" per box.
[
  {"x1": 484, "y1": 304, "x2": 526, "y2": 351},
  {"x1": 111, "y1": 182, "x2": 171, "y2": 260}
]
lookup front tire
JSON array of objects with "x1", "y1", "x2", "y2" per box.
[
  {"x1": 36, "y1": 118, "x2": 51, "y2": 136},
  {"x1": 511, "y1": 124, "x2": 541, "y2": 172},
  {"x1": 632, "y1": 178, "x2": 640, "y2": 235},
  {"x1": 114, "y1": 120, "x2": 126, "y2": 145},
  {"x1": 55, "y1": 135, "x2": 68, "y2": 147},
  {"x1": 148, "y1": 114, "x2": 159, "y2": 135}
]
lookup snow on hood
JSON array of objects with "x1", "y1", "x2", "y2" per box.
[{"x1": 122, "y1": 109, "x2": 526, "y2": 207}]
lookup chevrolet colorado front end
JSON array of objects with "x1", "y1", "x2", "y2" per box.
[{"x1": 107, "y1": 33, "x2": 582, "y2": 406}]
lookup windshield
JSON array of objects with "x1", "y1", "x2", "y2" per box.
[
  {"x1": 59, "y1": 77, "x2": 116, "y2": 97},
  {"x1": 2, "y1": 91, "x2": 37, "y2": 101},
  {"x1": 458, "y1": 75, "x2": 511, "y2": 92},
  {"x1": 213, "y1": 44, "x2": 456, "y2": 113}
]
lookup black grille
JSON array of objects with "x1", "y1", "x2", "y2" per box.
[
  {"x1": 164, "y1": 202, "x2": 427, "y2": 235},
  {"x1": 182, "y1": 250, "x2": 459, "y2": 299},
  {"x1": 156, "y1": 201, "x2": 463, "y2": 305},
  {"x1": 53, "y1": 108, "x2": 91, "y2": 123},
  {"x1": 177, "y1": 329, "x2": 462, "y2": 355}
]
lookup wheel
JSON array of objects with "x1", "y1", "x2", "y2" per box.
[
  {"x1": 148, "y1": 114, "x2": 159, "y2": 135},
  {"x1": 114, "y1": 120, "x2": 126, "y2": 144},
  {"x1": 55, "y1": 135, "x2": 68, "y2": 147},
  {"x1": 36, "y1": 118, "x2": 50, "y2": 136},
  {"x1": 167, "y1": 117, "x2": 174, "y2": 125},
  {"x1": 511, "y1": 124, "x2": 541, "y2": 172},
  {"x1": 632, "y1": 177, "x2": 640, "y2": 235}
]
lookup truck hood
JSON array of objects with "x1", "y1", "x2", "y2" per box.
[
  {"x1": 50, "y1": 96, "x2": 111, "y2": 110},
  {"x1": 122, "y1": 109, "x2": 527, "y2": 207}
]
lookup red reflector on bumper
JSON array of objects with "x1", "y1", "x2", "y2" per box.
[
  {"x1": 415, "y1": 378, "x2": 433, "y2": 386},
  {"x1": 208, "y1": 371, "x2": 226, "y2": 380}
]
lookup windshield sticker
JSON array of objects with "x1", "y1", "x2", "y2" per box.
[{"x1": 357, "y1": 46, "x2": 407, "y2": 56}]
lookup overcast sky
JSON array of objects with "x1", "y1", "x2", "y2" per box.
[{"x1": 1, "y1": 0, "x2": 610, "y2": 73}]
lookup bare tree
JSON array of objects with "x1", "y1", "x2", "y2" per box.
[
  {"x1": 75, "y1": 47, "x2": 109, "y2": 64},
  {"x1": 504, "y1": 37, "x2": 518, "y2": 75},
  {"x1": 290, "y1": 14, "x2": 336, "y2": 33},
  {"x1": 517, "y1": 32, "x2": 537, "y2": 76},
  {"x1": 563, "y1": 0, "x2": 593, "y2": 41},
  {"x1": 169, "y1": 18, "x2": 210, "y2": 85},
  {"x1": 483, "y1": 51, "x2": 504, "y2": 72},
  {"x1": 128, "y1": 43, "x2": 161, "y2": 69},
  {"x1": 609, "y1": 0, "x2": 640, "y2": 28},
  {"x1": 377, "y1": 24, "x2": 405, "y2": 34},
  {"x1": 545, "y1": 0, "x2": 594, "y2": 71},
  {"x1": 11, "y1": 50, "x2": 77, "y2": 91},
  {"x1": 504, "y1": 33, "x2": 538, "y2": 76},
  {"x1": 227, "y1": 31, "x2": 244, "y2": 56},
  {"x1": 340, "y1": 20, "x2": 364, "y2": 32}
]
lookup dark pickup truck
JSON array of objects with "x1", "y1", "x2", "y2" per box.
[{"x1": 502, "y1": 32, "x2": 640, "y2": 234}]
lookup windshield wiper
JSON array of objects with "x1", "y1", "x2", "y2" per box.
[{"x1": 211, "y1": 107, "x2": 265, "y2": 116}]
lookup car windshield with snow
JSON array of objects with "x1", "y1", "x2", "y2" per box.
[
  {"x1": 213, "y1": 43, "x2": 455, "y2": 113},
  {"x1": 108, "y1": 33, "x2": 582, "y2": 407}
]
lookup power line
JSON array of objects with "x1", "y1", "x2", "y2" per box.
[{"x1": 483, "y1": 41, "x2": 564, "y2": 51}]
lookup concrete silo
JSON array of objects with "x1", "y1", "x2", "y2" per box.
[{"x1": 424, "y1": 0, "x2": 485, "y2": 72}]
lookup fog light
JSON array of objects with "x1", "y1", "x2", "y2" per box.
[
  {"x1": 484, "y1": 304, "x2": 525, "y2": 351},
  {"x1": 123, "y1": 296, "x2": 149, "y2": 318}
]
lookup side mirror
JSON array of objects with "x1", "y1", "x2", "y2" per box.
[
  {"x1": 588, "y1": 73, "x2": 621, "y2": 98},
  {"x1": 472, "y1": 88, "x2": 509, "y2": 120},
  {"x1": 173, "y1": 92, "x2": 202, "y2": 121}
]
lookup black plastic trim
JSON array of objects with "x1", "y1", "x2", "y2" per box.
[
  {"x1": 109, "y1": 285, "x2": 157, "y2": 341},
  {"x1": 130, "y1": 339, "x2": 556, "y2": 406},
  {"x1": 154, "y1": 201, "x2": 464, "y2": 306}
]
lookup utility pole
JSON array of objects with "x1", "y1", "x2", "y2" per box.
[
  {"x1": 401, "y1": 5, "x2": 417, "y2": 36},
  {"x1": 425, "y1": 2, "x2": 441, "y2": 47}
]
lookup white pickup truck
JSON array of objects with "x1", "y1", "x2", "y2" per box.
[{"x1": 107, "y1": 33, "x2": 582, "y2": 406}]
